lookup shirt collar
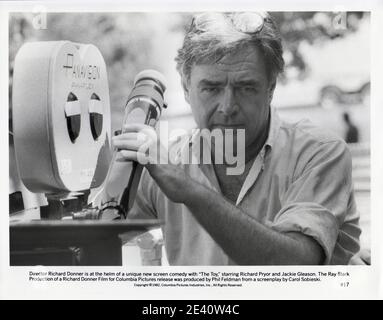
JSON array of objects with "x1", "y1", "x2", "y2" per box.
[
  {"x1": 187, "y1": 106, "x2": 281, "y2": 160},
  {"x1": 264, "y1": 106, "x2": 281, "y2": 152},
  {"x1": 181, "y1": 107, "x2": 281, "y2": 205}
]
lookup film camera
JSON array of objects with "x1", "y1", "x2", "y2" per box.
[{"x1": 10, "y1": 41, "x2": 166, "y2": 265}]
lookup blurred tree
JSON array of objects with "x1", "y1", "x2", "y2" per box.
[
  {"x1": 272, "y1": 12, "x2": 368, "y2": 79},
  {"x1": 9, "y1": 12, "x2": 174, "y2": 131}
]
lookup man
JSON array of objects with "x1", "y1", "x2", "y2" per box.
[
  {"x1": 112, "y1": 12, "x2": 360, "y2": 265},
  {"x1": 343, "y1": 112, "x2": 359, "y2": 143}
]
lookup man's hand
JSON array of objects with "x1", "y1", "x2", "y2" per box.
[
  {"x1": 112, "y1": 123, "x2": 324, "y2": 265},
  {"x1": 112, "y1": 123, "x2": 196, "y2": 203}
]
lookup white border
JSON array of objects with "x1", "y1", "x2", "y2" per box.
[{"x1": 1, "y1": 0, "x2": 382, "y2": 300}]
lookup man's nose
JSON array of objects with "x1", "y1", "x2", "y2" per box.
[{"x1": 218, "y1": 86, "x2": 238, "y2": 116}]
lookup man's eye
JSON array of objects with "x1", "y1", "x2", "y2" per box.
[
  {"x1": 202, "y1": 87, "x2": 220, "y2": 93},
  {"x1": 240, "y1": 86, "x2": 257, "y2": 93}
]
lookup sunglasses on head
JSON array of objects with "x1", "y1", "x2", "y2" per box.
[{"x1": 192, "y1": 12, "x2": 268, "y2": 34}]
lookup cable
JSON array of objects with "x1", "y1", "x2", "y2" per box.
[{"x1": 98, "y1": 204, "x2": 127, "y2": 220}]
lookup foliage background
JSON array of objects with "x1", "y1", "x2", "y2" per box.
[{"x1": 9, "y1": 12, "x2": 369, "y2": 133}]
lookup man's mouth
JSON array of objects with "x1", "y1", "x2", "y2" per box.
[{"x1": 210, "y1": 124, "x2": 245, "y2": 130}]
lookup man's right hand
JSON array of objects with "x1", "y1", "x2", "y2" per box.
[{"x1": 112, "y1": 123, "x2": 201, "y2": 204}]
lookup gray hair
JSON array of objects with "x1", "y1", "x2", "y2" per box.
[{"x1": 175, "y1": 12, "x2": 284, "y2": 83}]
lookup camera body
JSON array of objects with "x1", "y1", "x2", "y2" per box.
[
  {"x1": 12, "y1": 41, "x2": 112, "y2": 194},
  {"x1": 10, "y1": 41, "x2": 165, "y2": 266}
]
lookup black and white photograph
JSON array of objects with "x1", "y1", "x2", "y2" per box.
[
  {"x1": 1, "y1": 0, "x2": 382, "y2": 301},
  {"x1": 8, "y1": 10, "x2": 371, "y2": 266}
]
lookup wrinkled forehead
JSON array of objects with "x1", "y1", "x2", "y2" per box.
[{"x1": 191, "y1": 44, "x2": 268, "y2": 79}]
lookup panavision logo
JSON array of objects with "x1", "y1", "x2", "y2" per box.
[{"x1": 63, "y1": 53, "x2": 101, "y2": 80}]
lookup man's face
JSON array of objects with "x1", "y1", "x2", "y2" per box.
[{"x1": 183, "y1": 45, "x2": 275, "y2": 148}]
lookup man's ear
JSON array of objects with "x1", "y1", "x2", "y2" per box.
[
  {"x1": 267, "y1": 79, "x2": 277, "y2": 104},
  {"x1": 182, "y1": 77, "x2": 190, "y2": 104}
]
